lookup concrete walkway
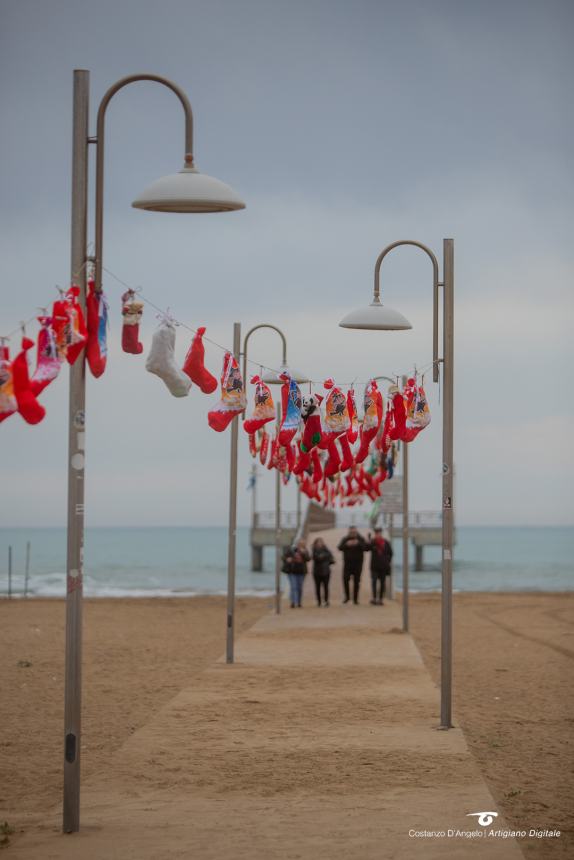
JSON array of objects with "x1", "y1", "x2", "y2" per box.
[{"x1": 9, "y1": 529, "x2": 523, "y2": 859}]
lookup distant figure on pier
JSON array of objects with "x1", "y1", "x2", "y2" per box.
[
  {"x1": 282, "y1": 539, "x2": 310, "y2": 608},
  {"x1": 311, "y1": 537, "x2": 335, "y2": 607},
  {"x1": 338, "y1": 527, "x2": 368, "y2": 604},
  {"x1": 366, "y1": 527, "x2": 393, "y2": 605}
]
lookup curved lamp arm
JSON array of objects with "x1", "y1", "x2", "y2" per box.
[
  {"x1": 93, "y1": 74, "x2": 194, "y2": 293},
  {"x1": 374, "y1": 240, "x2": 441, "y2": 383},
  {"x1": 242, "y1": 323, "x2": 288, "y2": 384}
]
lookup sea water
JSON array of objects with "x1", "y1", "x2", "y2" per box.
[{"x1": 0, "y1": 525, "x2": 572, "y2": 598}]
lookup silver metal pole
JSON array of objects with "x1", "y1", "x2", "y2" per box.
[
  {"x1": 226, "y1": 322, "x2": 241, "y2": 664},
  {"x1": 275, "y1": 406, "x2": 282, "y2": 615},
  {"x1": 63, "y1": 69, "x2": 89, "y2": 834},
  {"x1": 24, "y1": 541, "x2": 31, "y2": 598},
  {"x1": 388, "y1": 514, "x2": 395, "y2": 600},
  {"x1": 401, "y1": 376, "x2": 410, "y2": 631},
  {"x1": 401, "y1": 431, "x2": 409, "y2": 632},
  {"x1": 8, "y1": 546, "x2": 12, "y2": 599},
  {"x1": 440, "y1": 238, "x2": 455, "y2": 728}
]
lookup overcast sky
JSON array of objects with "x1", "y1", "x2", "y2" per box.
[{"x1": 1, "y1": 0, "x2": 573, "y2": 528}]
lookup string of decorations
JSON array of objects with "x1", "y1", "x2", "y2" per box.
[{"x1": 0, "y1": 266, "x2": 434, "y2": 508}]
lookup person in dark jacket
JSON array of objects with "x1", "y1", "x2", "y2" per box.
[
  {"x1": 337, "y1": 527, "x2": 368, "y2": 604},
  {"x1": 311, "y1": 537, "x2": 335, "y2": 607},
  {"x1": 366, "y1": 527, "x2": 393, "y2": 605},
  {"x1": 283, "y1": 540, "x2": 310, "y2": 608}
]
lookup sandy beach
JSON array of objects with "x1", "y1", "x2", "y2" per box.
[{"x1": 1, "y1": 590, "x2": 572, "y2": 859}]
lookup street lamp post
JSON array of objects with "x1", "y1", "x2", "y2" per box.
[
  {"x1": 63, "y1": 69, "x2": 245, "y2": 833},
  {"x1": 372, "y1": 374, "x2": 407, "y2": 626},
  {"x1": 340, "y1": 239, "x2": 454, "y2": 729},
  {"x1": 239, "y1": 325, "x2": 307, "y2": 619}
]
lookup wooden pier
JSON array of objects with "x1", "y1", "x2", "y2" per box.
[{"x1": 249, "y1": 502, "x2": 335, "y2": 571}]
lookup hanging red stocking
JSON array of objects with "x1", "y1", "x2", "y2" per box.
[
  {"x1": 0, "y1": 343, "x2": 17, "y2": 423},
  {"x1": 259, "y1": 429, "x2": 270, "y2": 465},
  {"x1": 311, "y1": 447, "x2": 323, "y2": 483},
  {"x1": 324, "y1": 437, "x2": 341, "y2": 479},
  {"x1": 338, "y1": 434, "x2": 354, "y2": 472},
  {"x1": 182, "y1": 326, "x2": 218, "y2": 393},
  {"x1": 299, "y1": 393, "x2": 323, "y2": 453},
  {"x1": 51, "y1": 294, "x2": 69, "y2": 361},
  {"x1": 146, "y1": 317, "x2": 192, "y2": 397},
  {"x1": 248, "y1": 433, "x2": 258, "y2": 458},
  {"x1": 278, "y1": 373, "x2": 302, "y2": 446},
  {"x1": 389, "y1": 384, "x2": 406, "y2": 441},
  {"x1": 64, "y1": 286, "x2": 87, "y2": 365},
  {"x1": 347, "y1": 389, "x2": 359, "y2": 444},
  {"x1": 267, "y1": 436, "x2": 279, "y2": 470},
  {"x1": 356, "y1": 379, "x2": 383, "y2": 464},
  {"x1": 323, "y1": 378, "x2": 350, "y2": 443},
  {"x1": 293, "y1": 447, "x2": 310, "y2": 476},
  {"x1": 30, "y1": 316, "x2": 61, "y2": 396},
  {"x1": 86, "y1": 278, "x2": 108, "y2": 378},
  {"x1": 243, "y1": 375, "x2": 275, "y2": 434},
  {"x1": 12, "y1": 337, "x2": 46, "y2": 425},
  {"x1": 403, "y1": 380, "x2": 431, "y2": 442},
  {"x1": 208, "y1": 351, "x2": 246, "y2": 431},
  {"x1": 121, "y1": 290, "x2": 144, "y2": 355}
]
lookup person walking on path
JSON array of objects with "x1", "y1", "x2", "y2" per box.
[
  {"x1": 283, "y1": 539, "x2": 310, "y2": 608},
  {"x1": 311, "y1": 537, "x2": 335, "y2": 607},
  {"x1": 337, "y1": 527, "x2": 368, "y2": 604},
  {"x1": 366, "y1": 527, "x2": 393, "y2": 605}
]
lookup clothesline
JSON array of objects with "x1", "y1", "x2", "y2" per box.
[{"x1": 1, "y1": 262, "x2": 440, "y2": 391}]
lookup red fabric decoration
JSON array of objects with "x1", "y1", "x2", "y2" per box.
[
  {"x1": 121, "y1": 291, "x2": 144, "y2": 355},
  {"x1": 324, "y1": 437, "x2": 341, "y2": 478},
  {"x1": 311, "y1": 448, "x2": 323, "y2": 483},
  {"x1": 0, "y1": 344, "x2": 17, "y2": 423},
  {"x1": 293, "y1": 448, "x2": 310, "y2": 476},
  {"x1": 259, "y1": 430, "x2": 270, "y2": 465},
  {"x1": 267, "y1": 437, "x2": 279, "y2": 470},
  {"x1": 278, "y1": 374, "x2": 302, "y2": 446},
  {"x1": 243, "y1": 375, "x2": 275, "y2": 434},
  {"x1": 248, "y1": 433, "x2": 257, "y2": 457},
  {"x1": 183, "y1": 327, "x2": 218, "y2": 393},
  {"x1": 12, "y1": 337, "x2": 46, "y2": 425},
  {"x1": 86, "y1": 279, "x2": 108, "y2": 378},
  {"x1": 322, "y1": 378, "x2": 350, "y2": 443},
  {"x1": 356, "y1": 380, "x2": 383, "y2": 464},
  {"x1": 63, "y1": 286, "x2": 87, "y2": 365},
  {"x1": 338, "y1": 433, "x2": 354, "y2": 472},
  {"x1": 347, "y1": 389, "x2": 359, "y2": 444},
  {"x1": 300, "y1": 393, "x2": 323, "y2": 453},
  {"x1": 208, "y1": 352, "x2": 246, "y2": 432},
  {"x1": 30, "y1": 316, "x2": 61, "y2": 396}
]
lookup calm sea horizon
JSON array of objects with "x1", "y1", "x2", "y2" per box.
[{"x1": 1, "y1": 525, "x2": 572, "y2": 597}]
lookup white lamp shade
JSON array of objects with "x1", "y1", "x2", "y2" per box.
[
  {"x1": 339, "y1": 300, "x2": 412, "y2": 331},
  {"x1": 261, "y1": 364, "x2": 309, "y2": 385},
  {"x1": 132, "y1": 166, "x2": 246, "y2": 213}
]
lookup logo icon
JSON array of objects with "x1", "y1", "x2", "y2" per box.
[{"x1": 467, "y1": 811, "x2": 498, "y2": 827}]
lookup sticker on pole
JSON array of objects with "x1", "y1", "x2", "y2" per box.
[
  {"x1": 442, "y1": 463, "x2": 450, "y2": 474},
  {"x1": 73, "y1": 410, "x2": 85, "y2": 429},
  {"x1": 443, "y1": 496, "x2": 452, "y2": 509}
]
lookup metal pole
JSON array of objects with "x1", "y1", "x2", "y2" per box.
[
  {"x1": 24, "y1": 541, "x2": 30, "y2": 598},
  {"x1": 63, "y1": 69, "x2": 89, "y2": 834},
  {"x1": 388, "y1": 514, "x2": 395, "y2": 599},
  {"x1": 8, "y1": 546, "x2": 12, "y2": 599},
  {"x1": 250, "y1": 463, "x2": 257, "y2": 530},
  {"x1": 440, "y1": 238, "x2": 455, "y2": 728},
  {"x1": 226, "y1": 322, "x2": 241, "y2": 664},
  {"x1": 275, "y1": 406, "x2": 282, "y2": 614},
  {"x1": 401, "y1": 376, "x2": 410, "y2": 632}
]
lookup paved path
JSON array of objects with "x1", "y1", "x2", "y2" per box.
[{"x1": 9, "y1": 529, "x2": 523, "y2": 859}]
